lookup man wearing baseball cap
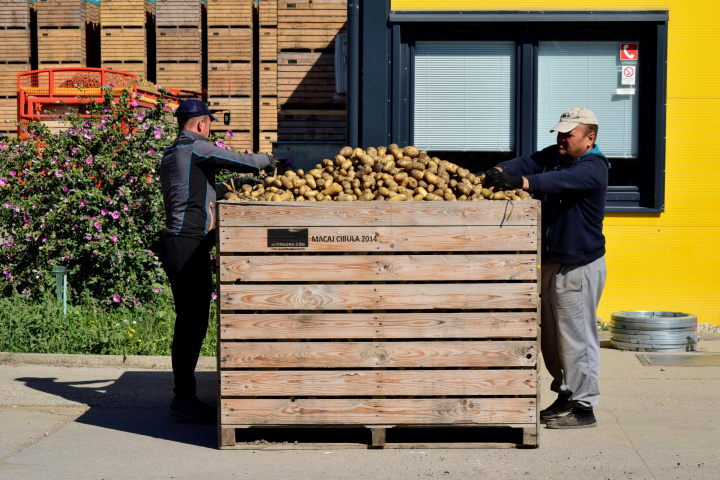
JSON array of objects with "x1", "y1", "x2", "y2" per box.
[
  {"x1": 159, "y1": 98, "x2": 275, "y2": 423},
  {"x1": 484, "y1": 107, "x2": 609, "y2": 429}
]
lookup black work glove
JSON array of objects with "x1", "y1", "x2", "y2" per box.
[
  {"x1": 231, "y1": 176, "x2": 262, "y2": 188},
  {"x1": 484, "y1": 168, "x2": 524, "y2": 191},
  {"x1": 265, "y1": 153, "x2": 277, "y2": 172}
]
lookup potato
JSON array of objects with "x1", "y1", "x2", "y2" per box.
[
  {"x1": 424, "y1": 171, "x2": 441, "y2": 185},
  {"x1": 403, "y1": 146, "x2": 420, "y2": 158},
  {"x1": 337, "y1": 193, "x2": 355, "y2": 201},
  {"x1": 424, "y1": 193, "x2": 443, "y2": 201},
  {"x1": 353, "y1": 147, "x2": 365, "y2": 157},
  {"x1": 358, "y1": 192, "x2": 375, "y2": 201},
  {"x1": 323, "y1": 183, "x2": 343, "y2": 196},
  {"x1": 304, "y1": 174, "x2": 317, "y2": 189},
  {"x1": 339, "y1": 146, "x2": 353, "y2": 157},
  {"x1": 366, "y1": 147, "x2": 378, "y2": 157}
]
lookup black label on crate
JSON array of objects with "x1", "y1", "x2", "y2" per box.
[{"x1": 267, "y1": 228, "x2": 309, "y2": 249}]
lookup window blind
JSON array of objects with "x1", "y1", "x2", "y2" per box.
[
  {"x1": 414, "y1": 41, "x2": 515, "y2": 151},
  {"x1": 537, "y1": 41, "x2": 639, "y2": 158}
]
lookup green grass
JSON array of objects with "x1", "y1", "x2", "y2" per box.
[{"x1": 0, "y1": 291, "x2": 217, "y2": 356}]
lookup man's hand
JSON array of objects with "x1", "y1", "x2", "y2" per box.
[
  {"x1": 223, "y1": 176, "x2": 262, "y2": 192},
  {"x1": 265, "y1": 154, "x2": 277, "y2": 174},
  {"x1": 484, "y1": 168, "x2": 524, "y2": 191}
]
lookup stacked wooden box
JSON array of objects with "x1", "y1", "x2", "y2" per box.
[
  {"x1": 156, "y1": 0, "x2": 202, "y2": 92},
  {"x1": 258, "y1": 0, "x2": 278, "y2": 152},
  {"x1": 0, "y1": 0, "x2": 32, "y2": 136},
  {"x1": 100, "y1": 0, "x2": 153, "y2": 78},
  {"x1": 215, "y1": 201, "x2": 541, "y2": 449},
  {"x1": 36, "y1": 0, "x2": 87, "y2": 68},
  {"x1": 276, "y1": 0, "x2": 346, "y2": 144},
  {"x1": 206, "y1": 0, "x2": 253, "y2": 149}
]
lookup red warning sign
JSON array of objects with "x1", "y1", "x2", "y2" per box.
[{"x1": 621, "y1": 43, "x2": 638, "y2": 61}]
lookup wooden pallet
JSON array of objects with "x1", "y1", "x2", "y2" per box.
[
  {"x1": 157, "y1": 27, "x2": 202, "y2": 62},
  {"x1": 277, "y1": 52, "x2": 343, "y2": 107},
  {"x1": 208, "y1": 63, "x2": 252, "y2": 97},
  {"x1": 101, "y1": 27, "x2": 146, "y2": 63},
  {"x1": 216, "y1": 201, "x2": 541, "y2": 449},
  {"x1": 100, "y1": 0, "x2": 151, "y2": 27},
  {"x1": 156, "y1": 62, "x2": 202, "y2": 92},
  {"x1": 36, "y1": 0, "x2": 87, "y2": 27},
  {"x1": 156, "y1": 0, "x2": 201, "y2": 27},
  {"x1": 0, "y1": 28, "x2": 31, "y2": 63},
  {"x1": 0, "y1": 0, "x2": 30, "y2": 27},
  {"x1": 278, "y1": 108, "x2": 345, "y2": 142},
  {"x1": 258, "y1": 0, "x2": 278, "y2": 27},
  {"x1": 206, "y1": 0, "x2": 254, "y2": 27},
  {"x1": 38, "y1": 28, "x2": 86, "y2": 65},
  {"x1": 208, "y1": 27, "x2": 253, "y2": 63}
]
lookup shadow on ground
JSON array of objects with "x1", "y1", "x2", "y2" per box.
[{"x1": 14, "y1": 371, "x2": 218, "y2": 449}]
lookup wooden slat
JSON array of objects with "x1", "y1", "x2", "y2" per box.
[
  {"x1": 207, "y1": 0, "x2": 254, "y2": 27},
  {"x1": 100, "y1": 0, "x2": 148, "y2": 27},
  {"x1": 102, "y1": 62, "x2": 147, "y2": 78},
  {"x1": 221, "y1": 340, "x2": 536, "y2": 368},
  {"x1": 36, "y1": 0, "x2": 86, "y2": 27},
  {"x1": 156, "y1": 62, "x2": 202, "y2": 92},
  {"x1": 222, "y1": 398, "x2": 536, "y2": 425},
  {"x1": 221, "y1": 370, "x2": 537, "y2": 397},
  {"x1": 0, "y1": 97, "x2": 17, "y2": 123},
  {"x1": 155, "y1": 0, "x2": 201, "y2": 27},
  {"x1": 259, "y1": 28, "x2": 278, "y2": 62},
  {"x1": 208, "y1": 27, "x2": 253, "y2": 62},
  {"x1": 208, "y1": 97, "x2": 253, "y2": 131},
  {"x1": 219, "y1": 225, "x2": 537, "y2": 253},
  {"x1": 218, "y1": 200, "x2": 538, "y2": 227},
  {"x1": 38, "y1": 29, "x2": 86, "y2": 64},
  {"x1": 101, "y1": 28, "x2": 146, "y2": 62},
  {"x1": 259, "y1": 95, "x2": 277, "y2": 128},
  {"x1": 0, "y1": 64, "x2": 29, "y2": 96},
  {"x1": 0, "y1": 1, "x2": 30, "y2": 27},
  {"x1": 157, "y1": 27, "x2": 201, "y2": 62},
  {"x1": 220, "y1": 283, "x2": 538, "y2": 311},
  {"x1": 208, "y1": 63, "x2": 253, "y2": 97},
  {"x1": 220, "y1": 254, "x2": 537, "y2": 282},
  {"x1": 259, "y1": 130, "x2": 277, "y2": 153},
  {"x1": 1, "y1": 29, "x2": 31, "y2": 63},
  {"x1": 258, "y1": 0, "x2": 278, "y2": 26},
  {"x1": 220, "y1": 312, "x2": 538, "y2": 340}
]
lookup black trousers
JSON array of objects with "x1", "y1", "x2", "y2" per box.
[{"x1": 161, "y1": 234, "x2": 215, "y2": 398}]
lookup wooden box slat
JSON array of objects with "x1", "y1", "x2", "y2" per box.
[
  {"x1": 278, "y1": 109, "x2": 346, "y2": 142},
  {"x1": 0, "y1": 63, "x2": 30, "y2": 96},
  {"x1": 0, "y1": 28, "x2": 31, "y2": 63},
  {"x1": 258, "y1": 0, "x2": 278, "y2": 26},
  {"x1": 220, "y1": 283, "x2": 538, "y2": 311},
  {"x1": 222, "y1": 398, "x2": 536, "y2": 426},
  {"x1": 219, "y1": 225, "x2": 537, "y2": 253},
  {"x1": 218, "y1": 201, "x2": 539, "y2": 227},
  {"x1": 157, "y1": 27, "x2": 201, "y2": 62},
  {"x1": 38, "y1": 29, "x2": 86, "y2": 64},
  {"x1": 101, "y1": 28, "x2": 146, "y2": 62},
  {"x1": 102, "y1": 62, "x2": 147, "y2": 78},
  {"x1": 208, "y1": 63, "x2": 253, "y2": 97},
  {"x1": 220, "y1": 254, "x2": 536, "y2": 282},
  {"x1": 36, "y1": 0, "x2": 86, "y2": 27},
  {"x1": 221, "y1": 370, "x2": 537, "y2": 397},
  {"x1": 0, "y1": 1, "x2": 30, "y2": 27},
  {"x1": 100, "y1": 0, "x2": 150, "y2": 27},
  {"x1": 259, "y1": 28, "x2": 278, "y2": 62},
  {"x1": 259, "y1": 95, "x2": 278, "y2": 129},
  {"x1": 155, "y1": 0, "x2": 201, "y2": 27},
  {"x1": 206, "y1": 0, "x2": 254, "y2": 27},
  {"x1": 221, "y1": 341, "x2": 537, "y2": 368},
  {"x1": 156, "y1": 62, "x2": 202, "y2": 92},
  {"x1": 208, "y1": 97, "x2": 253, "y2": 131},
  {"x1": 220, "y1": 312, "x2": 537, "y2": 340}
]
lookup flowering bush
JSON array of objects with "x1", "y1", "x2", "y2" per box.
[{"x1": 0, "y1": 86, "x2": 175, "y2": 305}]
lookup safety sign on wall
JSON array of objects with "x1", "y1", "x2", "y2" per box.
[
  {"x1": 622, "y1": 66, "x2": 636, "y2": 85},
  {"x1": 620, "y1": 43, "x2": 638, "y2": 61}
]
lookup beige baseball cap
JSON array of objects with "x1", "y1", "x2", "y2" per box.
[{"x1": 550, "y1": 107, "x2": 599, "y2": 133}]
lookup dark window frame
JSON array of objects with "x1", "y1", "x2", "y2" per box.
[{"x1": 381, "y1": 11, "x2": 668, "y2": 213}]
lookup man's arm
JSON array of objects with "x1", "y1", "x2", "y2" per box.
[
  {"x1": 526, "y1": 156, "x2": 608, "y2": 195},
  {"x1": 192, "y1": 140, "x2": 274, "y2": 174}
]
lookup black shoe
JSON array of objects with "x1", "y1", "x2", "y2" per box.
[
  {"x1": 169, "y1": 395, "x2": 217, "y2": 424},
  {"x1": 540, "y1": 395, "x2": 573, "y2": 421},
  {"x1": 546, "y1": 407, "x2": 597, "y2": 429}
]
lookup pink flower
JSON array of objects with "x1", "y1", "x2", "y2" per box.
[
  {"x1": 85, "y1": 234, "x2": 92, "y2": 240},
  {"x1": 112, "y1": 294, "x2": 121, "y2": 303},
  {"x1": 226, "y1": 130, "x2": 234, "y2": 138},
  {"x1": 62, "y1": 187, "x2": 69, "y2": 193},
  {"x1": 108, "y1": 199, "x2": 114, "y2": 205},
  {"x1": 80, "y1": 199, "x2": 87, "y2": 207},
  {"x1": 94, "y1": 221, "x2": 102, "y2": 230},
  {"x1": 4, "y1": 201, "x2": 11, "y2": 208},
  {"x1": 111, "y1": 211, "x2": 120, "y2": 219},
  {"x1": 86, "y1": 156, "x2": 93, "y2": 164},
  {"x1": 154, "y1": 128, "x2": 162, "y2": 139},
  {"x1": 110, "y1": 236, "x2": 118, "y2": 243},
  {"x1": 215, "y1": 140, "x2": 225, "y2": 148},
  {"x1": 123, "y1": 205, "x2": 129, "y2": 211},
  {"x1": 9, "y1": 171, "x2": 16, "y2": 176},
  {"x1": 130, "y1": 99, "x2": 139, "y2": 107},
  {"x1": 211, "y1": 293, "x2": 218, "y2": 300},
  {"x1": 5, "y1": 240, "x2": 13, "y2": 247},
  {"x1": 65, "y1": 254, "x2": 72, "y2": 259},
  {"x1": 0, "y1": 178, "x2": 7, "y2": 186},
  {"x1": 101, "y1": 208, "x2": 109, "y2": 216},
  {"x1": 55, "y1": 170, "x2": 64, "y2": 178}
]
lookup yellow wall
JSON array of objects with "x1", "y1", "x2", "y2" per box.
[{"x1": 393, "y1": 1, "x2": 720, "y2": 325}]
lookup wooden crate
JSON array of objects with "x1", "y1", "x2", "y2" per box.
[
  {"x1": 157, "y1": 26, "x2": 202, "y2": 62},
  {"x1": 258, "y1": 0, "x2": 278, "y2": 27},
  {"x1": 259, "y1": 27, "x2": 277, "y2": 62},
  {"x1": 208, "y1": 96, "x2": 252, "y2": 132},
  {"x1": 206, "y1": 0, "x2": 253, "y2": 27},
  {"x1": 0, "y1": 63, "x2": 30, "y2": 97},
  {"x1": 258, "y1": 129, "x2": 277, "y2": 153},
  {"x1": 278, "y1": 108, "x2": 345, "y2": 142},
  {"x1": 259, "y1": 96, "x2": 277, "y2": 131},
  {"x1": 278, "y1": 0, "x2": 346, "y2": 52},
  {"x1": 156, "y1": 62, "x2": 202, "y2": 91},
  {"x1": 258, "y1": 62, "x2": 277, "y2": 97},
  {"x1": 0, "y1": 28, "x2": 31, "y2": 63},
  {"x1": 100, "y1": 0, "x2": 151, "y2": 27},
  {"x1": 156, "y1": 0, "x2": 200, "y2": 27},
  {"x1": 0, "y1": 0, "x2": 30, "y2": 27},
  {"x1": 208, "y1": 63, "x2": 252, "y2": 97},
  {"x1": 278, "y1": 52, "x2": 343, "y2": 107},
  {"x1": 216, "y1": 201, "x2": 541, "y2": 449},
  {"x1": 38, "y1": 28, "x2": 86, "y2": 65},
  {"x1": 87, "y1": 2, "x2": 100, "y2": 25},
  {"x1": 208, "y1": 27, "x2": 253, "y2": 63},
  {"x1": 101, "y1": 27, "x2": 146, "y2": 63},
  {"x1": 36, "y1": 0, "x2": 87, "y2": 27},
  {"x1": 0, "y1": 97, "x2": 17, "y2": 125},
  {"x1": 212, "y1": 130, "x2": 253, "y2": 150}
]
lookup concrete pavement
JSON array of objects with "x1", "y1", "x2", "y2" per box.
[{"x1": 1, "y1": 335, "x2": 719, "y2": 480}]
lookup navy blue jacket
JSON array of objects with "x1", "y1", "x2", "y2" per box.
[
  {"x1": 497, "y1": 145, "x2": 609, "y2": 264},
  {"x1": 160, "y1": 130, "x2": 271, "y2": 239}
]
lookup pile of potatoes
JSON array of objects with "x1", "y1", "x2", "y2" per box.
[{"x1": 224, "y1": 145, "x2": 531, "y2": 202}]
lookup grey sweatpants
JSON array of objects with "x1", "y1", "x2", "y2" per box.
[{"x1": 541, "y1": 255, "x2": 607, "y2": 409}]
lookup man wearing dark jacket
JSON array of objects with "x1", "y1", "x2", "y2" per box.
[
  {"x1": 159, "y1": 99, "x2": 274, "y2": 423},
  {"x1": 485, "y1": 107, "x2": 608, "y2": 429}
]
